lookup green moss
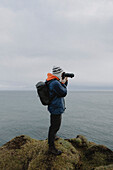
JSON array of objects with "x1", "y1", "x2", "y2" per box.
[
  {"x1": 29, "y1": 138, "x2": 80, "y2": 170},
  {"x1": 75, "y1": 138, "x2": 82, "y2": 146},
  {"x1": 94, "y1": 164, "x2": 113, "y2": 170},
  {"x1": 68, "y1": 135, "x2": 89, "y2": 149},
  {"x1": 0, "y1": 135, "x2": 113, "y2": 170}
]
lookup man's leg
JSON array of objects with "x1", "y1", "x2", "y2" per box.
[
  {"x1": 48, "y1": 114, "x2": 62, "y2": 155},
  {"x1": 48, "y1": 114, "x2": 62, "y2": 147}
]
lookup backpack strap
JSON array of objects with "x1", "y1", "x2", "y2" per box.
[{"x1": 45, "y1": 79, "x2": 56, "y2": 102}]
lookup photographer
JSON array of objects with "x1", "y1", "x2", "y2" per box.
[{"x1": 46, "y1": 66, "x2": 68, "y2": 155}]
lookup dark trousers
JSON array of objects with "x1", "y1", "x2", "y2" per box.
[{"x1": 48, "y1": 114, "x2": 62, "y2": 147}]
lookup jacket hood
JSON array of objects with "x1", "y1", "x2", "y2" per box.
[{"x1": 46, "y1": 73, "x2": 59, "y2": 81}]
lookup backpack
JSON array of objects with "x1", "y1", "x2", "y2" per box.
[{"x1": 36, "y1": 80, "x2": 53, "y2": 106}]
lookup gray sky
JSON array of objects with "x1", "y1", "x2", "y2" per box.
[{"x1": 0, "y1": 0, "x2": 113, "y2": 90}]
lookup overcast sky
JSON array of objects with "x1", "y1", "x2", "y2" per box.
[{"x1": 0, "y1": 0, "x2": 113, "y2": 90}]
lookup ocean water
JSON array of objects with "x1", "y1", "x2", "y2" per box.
[{"x1": 0, "y1": 91, "x2": 113, "y2": 150}]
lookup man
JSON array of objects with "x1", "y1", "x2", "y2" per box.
[{"x1": 46, "y1": 66, "x2": 68, "y2": 155}]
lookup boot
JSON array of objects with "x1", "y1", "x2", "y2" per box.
[{"x1": 48, "y1": 146, "x2": 62, "y2": 155}]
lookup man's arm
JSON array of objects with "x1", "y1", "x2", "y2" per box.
[{"x1": 53, "y1": 80, "x2": 67, "y2": 97}]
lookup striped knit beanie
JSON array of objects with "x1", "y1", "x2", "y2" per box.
[{"x1": 52, "y1": 66, "x2": 63, "y2": 80}]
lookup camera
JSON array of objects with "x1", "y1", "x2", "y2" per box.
[{"x1": 62, "y1": 72, "x2": 74, "y2": 79}]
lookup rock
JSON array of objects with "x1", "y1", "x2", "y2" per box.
[
  {"x1": 3, "y1": 135, "x2": 29, "y2": 149},
  {"x1": 0, "y1": 135, "x2": 80, "y2": 170},
  {"x1": 94, "y1": 164, "x2": 113, "y2": 170},
  {"x1": 0, "y1": 135, "x2": 113, "y2": 170},
  {"x1": 67, "y1": 134, "x2": 89, "y2": 148},
  {"x1": 85, "y1": 144, "x2": 113, "y2": 162}
]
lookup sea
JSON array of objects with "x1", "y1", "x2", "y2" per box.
[{"x1": 0, "y1": 91, "x2": 113, "y2": 150}]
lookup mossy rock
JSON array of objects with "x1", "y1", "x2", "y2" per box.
[
  {"x1": 85, "y1": 144, "x2": 113, "y2": 163},
  {"x1": 0, "y1": 135, "x2": 113, "y2": 170},
  {"x1": 81, "y1": 144, "x2": 113, "y2": 170},
  {"x1": 0, "y1": 135, "x2": 80, "y2": 170},
  {"x1": 94, "y1": 164, "x2": 113, "y2": 170},
  {"x1": 68, "y1": 135, "x2": 89, "y2": 148}
]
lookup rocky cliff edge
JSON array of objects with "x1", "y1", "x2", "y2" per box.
[{"x1": 0, "y1": 135, "x2": 113, "y2": 170}]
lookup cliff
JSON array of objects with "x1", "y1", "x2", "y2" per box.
[{"x1": 0, "y1": 135, "x2": 113, "y2": 170}]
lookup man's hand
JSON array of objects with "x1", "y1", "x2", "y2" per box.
[{"x1": 61, "y1": 77, "x2": 68, "y2": 84}]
